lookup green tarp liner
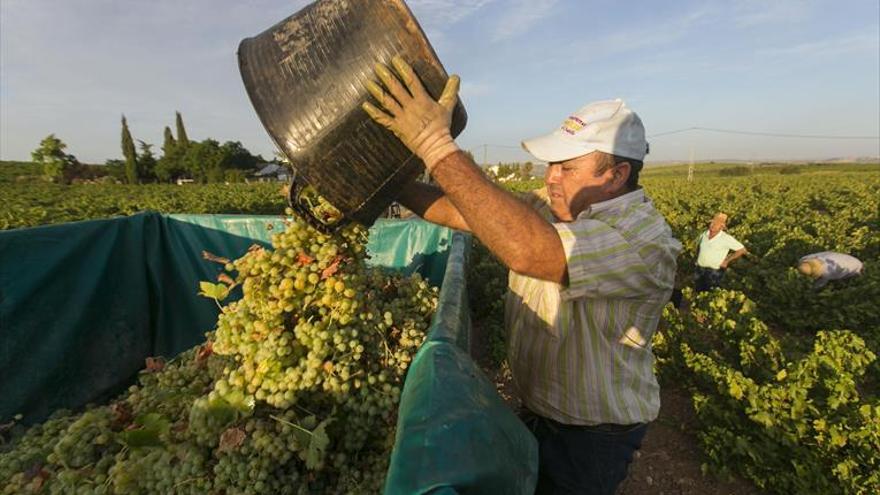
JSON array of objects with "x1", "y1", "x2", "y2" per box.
[
  {"x1": 383, "y1": 227, "x2": 538, "y2": 494},
  {"x1": 0, "y1": 212, "x2": 536, "y2": 493},
  {"x1": 1, "y1": 213, "x2": 285, "y2": 424}
]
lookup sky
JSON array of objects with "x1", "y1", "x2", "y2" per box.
[{"x1": 1, "y1": 0, "x2": 879, "y2": 165}]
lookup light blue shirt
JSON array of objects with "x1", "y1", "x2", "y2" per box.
[{"x1": 799, "y1": 252, "x2": 863, "y2": 288}]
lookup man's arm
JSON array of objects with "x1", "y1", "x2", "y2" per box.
[
  {"x1": 362, "y1": 56, "x2": 567, "y2": 284},
  {"x1": 429, "y1": 151, "x2": 567, "y2": 284},
  {"x1": 396, "y1": 181, "x2": 470, "y2": 232},
  {"x1": 720, "y1": 248, "x2": 748, "y2": 269}
]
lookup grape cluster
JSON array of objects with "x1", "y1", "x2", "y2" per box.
[{"x1": 1, "y1": 208, "x2": 437, "y2": 494}]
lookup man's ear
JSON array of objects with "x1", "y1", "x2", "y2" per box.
[{"x1": 612, "y1": 162, "x2": 631, "y2": 191}]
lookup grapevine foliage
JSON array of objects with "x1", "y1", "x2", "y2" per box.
[{"x1": 657, "y1": 289, "x2": 878, "y2": 495}]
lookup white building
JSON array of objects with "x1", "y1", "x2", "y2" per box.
[{"x1": 253, "y1": 163, "x2": 291, "y2": 182}]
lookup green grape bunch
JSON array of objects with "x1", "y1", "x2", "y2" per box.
[{"x1": 1, "y1": 203, "x2": 438, "y2": 494}]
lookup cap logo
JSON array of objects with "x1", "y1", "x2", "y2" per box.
[{"x1": 561, "y1": 115, "x2": 586, "y2": 135}]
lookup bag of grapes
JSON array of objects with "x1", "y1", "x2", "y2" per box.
[{"x1": 0, "y1": 211, "x2": 537, "y2": 494}]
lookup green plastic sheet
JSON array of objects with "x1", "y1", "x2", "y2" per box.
[
  {"x1": 0, "y1": 213, "x2": 536, "y2": 493},
  {"x1": 384, "y1": 230, "x2": 538, "y2": 494},
  {"x1": 0, "y1": 213, "x2": 286, "y2": 423}
]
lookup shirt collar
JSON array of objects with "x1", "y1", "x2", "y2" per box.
[{"x1": 576, "y1": 188, "x2": 645, "y2": 220}]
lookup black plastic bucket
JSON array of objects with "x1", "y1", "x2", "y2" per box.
[{"x1": 238, "y1": 0, "x2": 467, "y2": 231}]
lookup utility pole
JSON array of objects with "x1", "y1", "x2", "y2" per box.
[{"x1": 687, "y1": 145, "x2": 695, "y2": 183}]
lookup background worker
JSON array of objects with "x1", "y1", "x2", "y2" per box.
[
  {"x1": 361, "y1": 55, "x2": 681, "y2": 495},
  {"x1": 694, "y1": 212, "x2": 747, "y2": 292},
  {"x1": 798, "y1": 251, "x2": 863, "y2": 288}
]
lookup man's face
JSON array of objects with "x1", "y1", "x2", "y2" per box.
[
  {"x1": 708, "y1": 218, "x2": 725, "y2": 235},
  {"x1": 544, "y1": 152, "x2": 622, "y2": 222}
]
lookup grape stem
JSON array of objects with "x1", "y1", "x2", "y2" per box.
[
  {"x1": 173, "y1": 477, "x2": 204, "y2": 488},
  {"x1": 294, "y1": 403, "x2": 317, "y2": 417},
  {"x1": 269, "y1": 414, "x2": 316, "y2": 436}
]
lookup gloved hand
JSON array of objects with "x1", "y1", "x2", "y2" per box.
[{"x1": 362, "y1": 55, "x2": 461, "y2": 172}]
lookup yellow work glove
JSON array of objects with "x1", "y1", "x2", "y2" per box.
[{"x1": 362, "y1": 55, "x2": 461, "y2": 172}]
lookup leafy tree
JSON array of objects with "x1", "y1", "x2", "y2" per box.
[
  {"x1": 175, "y1": 111, "x2": 190, "y2": 149},
  {"x1": 182, "y1": 139, "x2": 225, "y2": 183},
  {"x1": 155, "y1": 125, "x2": 185, "y2": 183},
  {"x1": 102, "y1": 159, "x2": 127, "y2": 182},
  {"x1": 31, "y1": 134, "x2": 78, "y2": 184},
  {"x1": 220, "y1": 141, "x2": 261, "y2": 170},
  {"x1": 154, "y1": 152, "x2": 186, "y2": 182},
  {"x1": 224, "y1": 169, "x2": 248, "y2": 183},
  {"x1": 121, "y1": 115, "x2": 139, "y2": 184},
  {"x1": 494, "y1": 163, "x2": 520, "y2": 179},
  {"x1": 137, "y1": 140, "x2": 157, "y2": 181},
  {"x1": 162, "y1": 126, "x2": 176, "y2": 156}
]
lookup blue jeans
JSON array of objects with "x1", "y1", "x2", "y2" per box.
[
  {"x1": 522, "y1": 411, "x2": 648, "y2": 495},
  {"x1": 695, "y1": 266, "x2": 725, "y2": 292}
]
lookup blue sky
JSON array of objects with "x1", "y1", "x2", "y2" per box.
[{"x1": 1, "y1": 0, "x2": 878, "y2": 164}]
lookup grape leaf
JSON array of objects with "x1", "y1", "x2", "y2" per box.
[
  {"x1": 110, "y1": 402, "x2": 133, "y2": 427},
  {"x1": 321, "y1": 256, "x2": 343, "y2": 279},
  {"x1": 118, "y1": 428, "x2": 163, "y2": 448},
  {"x1": 195, "y1": 342, "x2": 213, "y2": 364},
  {"x1": 26, "y1": 466, "x2": 50, "y2": 490},
  {"x1": 199, "y1": 281, "x2": 229, "y2": 302},
  {"x1": 218, "y1": 427, "x2": 246, "y2": 452},
  {"x1": 118, "y1": 413, "x2": 170, "y2": 448},
  {"x1": 137, "y1": 413, "x2": 171, "y2": 434},
  {"x1": 305, "y1": 418, "x2": 332, "y2": 470},
  {"x1": 144, "y1": 356, "x2": 165, "y2": 372},
  {"x1": 217, "y1": 273, "x2": 236, "y2": 286},
  {"x1": 202, "y1": 251, "x2": 231, "y2": 265}
]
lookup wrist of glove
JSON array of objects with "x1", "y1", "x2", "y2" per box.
[
  {"x1": 362, "y1": 55, "x2": 461, "y2": 172},
  {"x1": 412, "y1": 128, "x2": 459, "y2": 171}
]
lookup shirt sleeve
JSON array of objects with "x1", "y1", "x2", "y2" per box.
[
  {"x1": 725, "y1": 234, "x2": 745, "y2": 251},
  {"x1": 554, "y1": 218, "x2": 662, "y2": 301}
]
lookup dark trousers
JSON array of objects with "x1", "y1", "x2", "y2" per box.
[
  {"x1": 522, "y1": 411, "x2": 648, "y2": 495},
  {"x1": 694, "y1": 266, "x2": 725, "y2": 292}
]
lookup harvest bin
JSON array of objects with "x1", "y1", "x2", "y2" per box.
[{"x1": 0, "y1": 212, "x2": 537, "y2": 494}]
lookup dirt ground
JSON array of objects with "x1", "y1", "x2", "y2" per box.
[
  {"x1": 616, "y1": 385, "x2": 761, "y2": 495},
  {"x1": 472, "y1": 323, "x2": 763, "y2": 495}
]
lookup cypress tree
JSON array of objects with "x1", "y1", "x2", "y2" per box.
[
  {"x1": 121, "y1": 115, "x2": 138, "y2": 184},
  {"x1": 162, "y1": 126, "x2": 176, "y2": 157},
  {"x1": 175, "y1": 111, "x2": 190, "y2": 148}
]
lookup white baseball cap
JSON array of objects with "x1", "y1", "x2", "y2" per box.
[{"x1": 521, "y1": 99, "x2": 649, "y2": 162}]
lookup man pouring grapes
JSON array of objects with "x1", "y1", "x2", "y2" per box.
[{"x1": 361, "y1": 56, "x2": 681, "y2": 494}]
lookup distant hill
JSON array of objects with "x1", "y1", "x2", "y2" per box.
[{"x1": 645, "y1": 156, "x2": 879, "y2": 167}]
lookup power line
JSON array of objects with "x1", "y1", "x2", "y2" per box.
[
  {"x1": 649, "y1": 126, "x2": 880, "y2": 140},
  {"x1": 475, "y1": 143, "x2": 523, "y2": 149}
]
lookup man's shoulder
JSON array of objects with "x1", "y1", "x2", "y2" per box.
[
  {"x1": 517, "y1": 186, "x2": 549, "y2": 205},
  {"x1": 515, "y1": 187, "x2": 552, "y2": 215},
  {"x1": 578, "y1": 200, "x2": 680, "y2": 254},
  {"x1": 811, "y1": 251, "x2": 862, "y2": 268}
]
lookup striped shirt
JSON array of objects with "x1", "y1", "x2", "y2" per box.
[{"x1": 505, "y1": 187, "x2": 681, "y2": 425}]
